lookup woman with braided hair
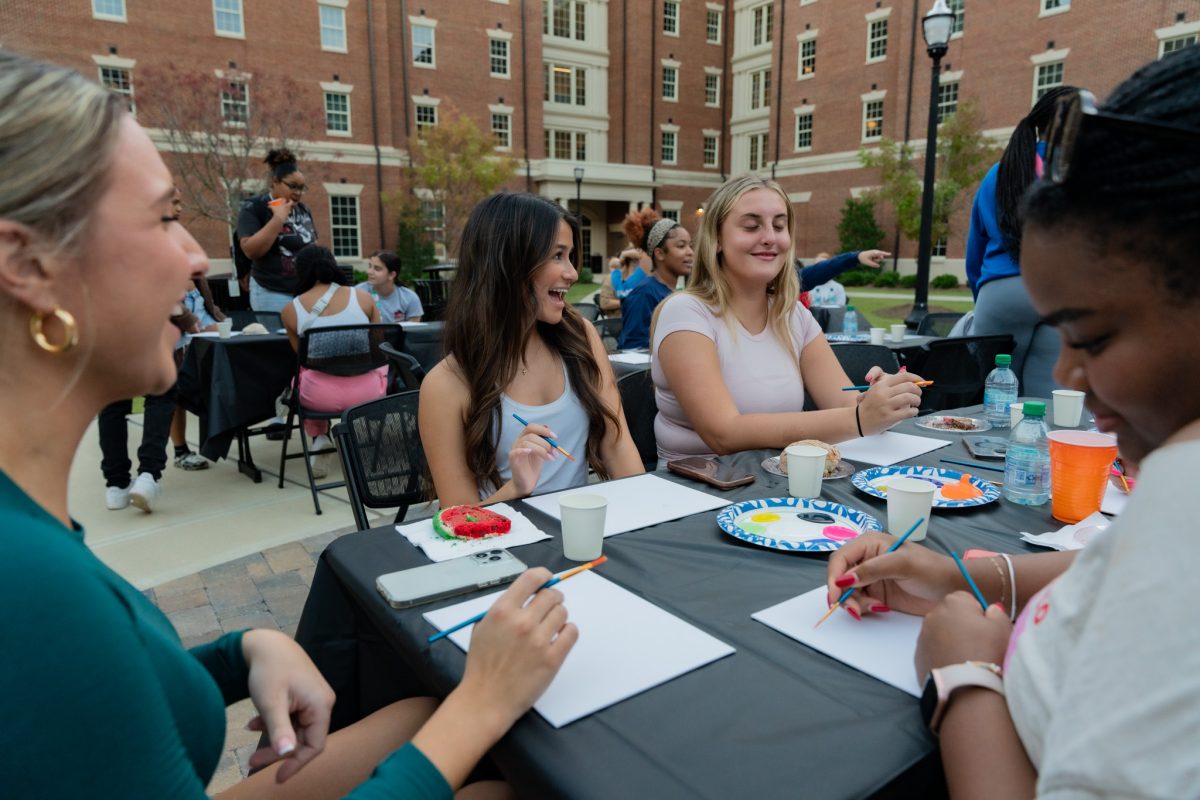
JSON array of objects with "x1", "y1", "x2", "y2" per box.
[{"x1": 616, "y1": 207, "x2": 694, "y2": 350}]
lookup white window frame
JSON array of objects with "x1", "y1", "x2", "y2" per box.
[
  {"x1": 1030, "y1": 49, "x2": 1068, "y2": 104},
  {"x1": 937, "y1": 77, "x2": 959, "y2": 124},
  {"x1": 797, "y1": 30, "x2": 817, "y2": 79},
  {"x1": 663, "y1": 0, "x2": 679, "y2": 36},
  {"x1": 705, "y1": 4, "x2": 722, "y2": 44},
  {"x1": 213, "y1": 0, "x2": 245, "y2": 39},
  {"x1": 752, "y1": 3, "x2": 773, "y2": 47},
  {"x1": 949, "y1": 0, "x2": 964, "y2": 38},
  {"x1": 411, "y1": 19, "x2": 437, "y2": 69},
  {"x1": 931, "y1": 236, "x2": 948, "y2": 258},
  {"x1": 861, "y1": 90, "x2": 885, "y2": 143},
  {"x1": 661, "y1": 60, "x2": 679, "y2": 102},
  {"x1": 545, "y1": 62, "x2": 587, "y2": 107},
  {"x1": 748, "y1": 131, "x2": 769, "y2": 171},
  {"x1": 488, "y1": 30, "x2": 513, "y2": 78},
  {"x1": 489, "y1": 104, "x2": 514, "y2": 151},
  {"x1": 800, "y1": 0, "x2": 817, "y2": 5},
  {"x1": 544, "y1": 129, "x2": 587, "y2": 161},
  {"x1": 321, "y1": 82, "x2": 353, "y2": 136},
  {"x1": 704, "y1": 67, "x2": 721, "y2": 107},
  {"x1": 660, "y1": 126, "x2": 678, "y2": 166},
  {"x1": 866, "y1": 9, "x2": 891, "y2": 64},
  {"x1": 219, "y1": 76, "x2": 250, "y2": 127},
  {"x1": 702, "y1": 129, "x2": 720, "y2": 169},
  {"x1": 91, "y1": 0, "x2": 126, "y2": 23},
  {"x1": 1156, "y1": 21, "x2": 1200, "y2": 58},
  {"x1": 544, "y1": 0, "x2": 586, "y2": 41},
  {"x1": 318, "y1": 3, "x2": 348, "y2": 53},
  {"x1": 413, "y1": 96, "x2": 440, "y2": 136},
  {"x1": 750, "y1": 67, "x2": 771, "y2": 111},
  {"x1": 794, "y1": 105, "x2": 814, "y2": 152},
  {"x1": 326, "y1": 186, "x2": 364, "y2": 260},
  {"x1": 1039, "y1": 0, "x2": 1070, "y2": 18}
]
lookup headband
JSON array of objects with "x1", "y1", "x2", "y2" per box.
[{"x1": 644, "y1": 218, "x2": 679, "y2": 255}]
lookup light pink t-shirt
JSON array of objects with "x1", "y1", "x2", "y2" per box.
[{"x1": 651, "y1": 293, "x2": 823, "y2": 461}]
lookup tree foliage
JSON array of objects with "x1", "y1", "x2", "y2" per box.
[
  {"x1": 836, "y1": 196, "x2": 887, "y2": 254},
  {"x1": 859, "y1": 99, "x2": 999, "y2": 246}
]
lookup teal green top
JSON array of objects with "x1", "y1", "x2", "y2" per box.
[{"x1": 0, "y1": 470, "x2": 451, "y2": 799}]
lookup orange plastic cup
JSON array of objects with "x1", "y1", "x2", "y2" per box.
[{"x1": 1048, "y1": 430, "x2": 1118, "y2": 523}]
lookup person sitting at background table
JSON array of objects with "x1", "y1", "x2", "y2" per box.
[
  {"x1": 0, "y1": 49, "x2": 577, "y2": 799},
  {"x1": 825, "y1": 49, "x2": 1200, "y2": 797},
  {"x1": 597, "y1": 247, "x2": 648, "y2": 318},
  {"x1": 652, "y1": 175, "x2": 924, "y2": 463},
  {"x1": 169, "y1": 273, "x2": 223, "y2": 472},
  {"x1": 420, "y1": 192, "x2": 644, "y2": 507},
  {"x1": 357, "y1": 250, "x2": 424, "y2": 322},
  {"x1": 616, "y1": 208, "x2": 694, "y2": 350}
]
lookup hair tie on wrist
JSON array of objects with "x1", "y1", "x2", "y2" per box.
[{"x1": 855, "y1": 404, "x2": 864, "y2": 437}]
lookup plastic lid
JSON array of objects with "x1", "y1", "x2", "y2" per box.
[
  {"x1": 995, "y1": 354, "x2": 1012, "y2": 366},
  {"x1": 1022, "y1": 401, "x2": 1045, "y2": 417}
]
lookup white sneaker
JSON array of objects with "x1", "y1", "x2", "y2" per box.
[
  {"x1": 129, "y1": 472, "x2": 161, "y2": 513},
  {"x1": 105, "y1": 484, "x2": 131, "y2": 510},
  {"x1": 309, "y1": 436, "x2": 334, "y2": 479}
]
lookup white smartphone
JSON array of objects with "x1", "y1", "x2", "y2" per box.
[{"x1": 376, "y1": 550, "x2": 527, "y2": 609}]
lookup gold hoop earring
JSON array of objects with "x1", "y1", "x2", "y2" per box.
[{"x1": 29, "y1": 307, "x2": 78, "y2": 354}]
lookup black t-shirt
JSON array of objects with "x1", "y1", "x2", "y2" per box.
[{"x1": 236, "y1": 193, "x2": 317, "y2": 294}]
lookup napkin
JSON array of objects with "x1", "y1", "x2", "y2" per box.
[
  {"x1": 396, "y1": 503, "x2": 550, "y2": 562},
  {"x1": 1018, "y1": 510, "x2": 1111, "y2": 551}
]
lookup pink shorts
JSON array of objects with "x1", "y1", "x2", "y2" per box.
[{"x1": 297, "y1": 365, "x2": 388, "y2": 437}]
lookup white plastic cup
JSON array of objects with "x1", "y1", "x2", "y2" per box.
[
  {"x1": 559, "y1": 494, "x2": 607, "y2": 561},
  {"x1": 870, "y1": 327, "x2": 886, "y2": 345},
  {"x1": 1009, "y1": 402, "x2": 1025, "y2": 428},
  {"x1": 1052, "y1": 389, "x2": 1085, "y2": 427},
  {"x1": 786, "y1": 444, "x2": 826, "y2": 499},
  {"x1": 890, "y1": 323, "x2": 907, "y2": 342},
  {"x1": 886, "y1": 476, "x2": 936, "y2": 542},
  {"x1": 217, "y1": 319, "x2": 233, "y2": 339}
]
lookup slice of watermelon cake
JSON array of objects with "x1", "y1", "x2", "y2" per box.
[{"x1": 433, "y1": 505, "x2": 513, "y2": 540}]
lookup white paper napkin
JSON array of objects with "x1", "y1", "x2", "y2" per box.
[
  {"x1": 395, "y1": 503, "x2": 550, "y2": 562},
  {"x1": 1019, "y1": 510, "x2": 1111, "y2": 551}
]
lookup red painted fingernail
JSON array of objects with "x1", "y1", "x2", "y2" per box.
[
  {"x1": 835, "y1": 573, "x2": 856, "y2": 588},
  {"x1": 845, "y1": 606, "x2": 862, "y2": 621},
  {"x1": 992, "y1": 603, "x2": 1007, "y2": 615},
  {"x1": 900, "y1": 366, "x2": 908, "y2": 372},
  {"x1": 870, "y1": 603, "x2": 891, "y2": 613}
]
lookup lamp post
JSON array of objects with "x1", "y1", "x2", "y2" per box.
[
  {"x1": 905, "y1": 0, "x2": 954, "y2": 330},
  {"x1": 573, "y1": 165, "x2": 584, "y2": 220}
]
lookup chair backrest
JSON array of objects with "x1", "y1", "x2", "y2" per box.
[
  {"x1": 830, "y1": 344, "x2": 900, "y2": 386},
  {"x1": 594, "y1": 318, "x2": 623, "y2": 354},
  {"x1": 915, "y1": 334, "x2": 1016, "y2": 412},
  {"x1": 807, "y1": 305, "x2": 833, "y2": 332},
  {"x1": 572, "y1": 302, "x2": 601, "y2": 321},
  {"x1": 810, "y1": 281, "x2": 847, "y2": 307},
  {"x1": 379, "y1": 340, "x2": 425, "y2": 391},
  {"x1": 413, "y1": 279, "x2": 451, "y2": 321},
  {"x1": 298, "y1": 323, "x2": 403, "y2": 377},
  {"x1": 916, "y1": 312, "x2": 964, "y2": 337},
  {"x1": 616, "y1": 368, "x2": 658, "y2": 468},
  {"x1": 336, "y1": 391, "x2": 428, "y2": 529}
]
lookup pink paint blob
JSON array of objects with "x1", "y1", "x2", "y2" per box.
[{"x1": 823, "y1": 525, "x2": 860, "y2": 541}]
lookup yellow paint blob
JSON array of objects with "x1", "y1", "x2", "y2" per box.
[{"x1": 750, "y1": 512, "x2": 781, "y2": 523}]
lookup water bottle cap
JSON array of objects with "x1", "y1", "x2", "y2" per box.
[
  {"x1": 846, "y1": 305, "x2": 855, "y2": 311},
  {"x1": 1022, "y1": 401, "x2": 1045, "y2": 416},
  {"x1": 995, "y1": 354, "x2": 1012, "y2": 366}
]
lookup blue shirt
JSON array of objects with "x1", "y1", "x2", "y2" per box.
[
  {"x1": 797, "y1": 251, "x2": 860, "y2": 292},
  {"x1": 966, "y1": 142, "x2": 1046, "y2": 298},
  {"x1": 611, "y1": 266, "x2": 647, "y2": 299},
  {"x1": 618, "y1": 277, "x2": 674, "y2": 350}
]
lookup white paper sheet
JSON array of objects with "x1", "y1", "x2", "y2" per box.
[
  {"x1": 424, "y1": 571, "x2": 736, "y2": 727},
  {"x1": 1100, "y1": 481, "x2": 1129, "y2": 515},
  {"x1": 1019, "y1": 510, "x2": 1111, "y2": 552},
  {"x1": 522, "y1": 473, "x2": 729, "y2": 537},
  {"x1": 608, "y1": 352, "x2": 652, "y2": 364},
  {"x1": 399, "y1": 321, "x2": 430, "y2": 328},
  {"x1": 836, "y1": 431, "x2": 953, "y2": 466},
  {"x1": 752, "y1": 585, "x2": 923, "y2": 697},
  {"x1": 395, "y1": 503, "x2": 550, "y2": 562}
]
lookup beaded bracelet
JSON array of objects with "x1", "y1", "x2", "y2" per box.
[{"x1": 999, "y1": 554, "x2": 1017, "y2": 622}]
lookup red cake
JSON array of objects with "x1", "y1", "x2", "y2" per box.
[{"x1": 433, "y1": 505, "x2": 512, "y2": 540}]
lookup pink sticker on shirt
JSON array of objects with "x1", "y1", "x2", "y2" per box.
[{"x1": 1004, "y1": 579, "x2": 1057, "y2": 673}]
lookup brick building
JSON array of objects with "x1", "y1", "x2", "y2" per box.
[{"x1": 2, "y1": 0, "x2": 1195, "y2": 278}]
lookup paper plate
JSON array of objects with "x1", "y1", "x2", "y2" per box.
[
  {"x1": 716, "y1": 497, "x2": 882, "y2": 552},
  {"x1": 761, "y1": 456, "x2": 854, "y2": 480},
  {"x1": 850, "y1": 465, "x2": 1000, "y2": 509},
  {"x1": 915, "y1": 416, "x2": 992, "y2": 433}
]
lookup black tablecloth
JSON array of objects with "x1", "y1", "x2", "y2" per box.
[
  {"x1": 295, "y1": 405, "x2": 1056, "y2": 799},
  {"x1": 176, "y1": 334, "x2": 295, "y2": 460}
]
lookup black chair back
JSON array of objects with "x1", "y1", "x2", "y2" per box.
[
  {"x1": 229, "y1": 309, "x2": 283, "y2": 331},
  {"x1": 915, "y1": 334, "x2": 1016, "y2": 412},
  {"x1": 334, "y1": 391, "x2": 429, "y2": 531},
  {"x1": 830, "y1": 344, "x2": 900, "y2": 386},
  {"x1": 916, "y1": 312, "x2": 964, "y2": 337},
  {"x1": 413, "y1": 279, "x2": 451, "y2": 321},
  {"x1": 572, "y1": 302, "x2": 601, "y2": 321},
  {"x1": 617, "y1": 369, "x2": 658, "y2": 469},
  {"x1": 298, "y1": 323, "x2": 403, "y2": 377},
  {"x1": 379, "y1": 341, "x2": 425, "y2": 391},
  {"x1": 594, "y1": 318, "x2": 622, "y2": 354},
  {"x1": 808, "y1": 306, "x2": 833, "y2": 332}
]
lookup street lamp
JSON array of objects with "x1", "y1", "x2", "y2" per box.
[
  {"x1": 905, "y1": 0, "x2": 955, "y2": 330},
  {"x1": 573, "y1": 165, "x2": 584, "y2": 220}
]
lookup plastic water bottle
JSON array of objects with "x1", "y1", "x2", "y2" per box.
[
  {"x1": 983, "y1": 353, "x2": 1018, "y2": 429},
  {"x1": 1003, "y1": 400, "x2": 1050, "y2": 506},
  {"x1": 843, "y1": 305, "x2": 859, "y2": 335}
]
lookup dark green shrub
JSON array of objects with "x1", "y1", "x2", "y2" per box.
[
  {"x1": 839, "y1": 269, "x2": 875, "y2": 287},
  {"x1": 872, "y1": 271, "x2": 900, "y2": 288},
  {"x1": 900, "y1": 274, "x2": 919, "y2": 288},
  {"x1": 352, "y1": 269, "x2": 368, "y2": 285},
  {"x1": 580, "y1": 268, "x2": 594, "y2": 284},
  {"x1": 931, "y1": 273, "x2": 959, "y2": 289},
  {"x1": 836, "y1": 197, "x2": 886, "y2": 253}
]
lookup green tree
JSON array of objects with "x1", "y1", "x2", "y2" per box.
[
  {"x1": 389, "y1": 190, "x2": 436, "y2": 285},
  {"x1": 836, "y1": 196, "x2": 887, "y2": 254},
  {"x1": 859, "y1": 99, "x2": 999, "y2": 248}
]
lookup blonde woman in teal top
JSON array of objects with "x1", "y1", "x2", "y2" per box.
[{"x1": 0, "y1": 50, "x2": 574, "y2": 799}]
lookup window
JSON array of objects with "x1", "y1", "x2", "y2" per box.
[
  {"x1": 937, "y1": 80, "x2": 958, "y2": 123},
  {"x1": 421, "y1": 199, "x2": 445, "y2": 252},
  {"x1": 1034, "y1": 61, "x2": 1064, "y2": 101},
  {"x1": 579, "y1": 215, "x2": 592, "y2": 260},
  {"x1": 92, "y1": 0, "x2": 126, "y2": 21},
  {"x1": 949, "y1": 0, "x2": 964, "y2": 35},
  {"x1": 489, "y1": 38, "x2": 510, "y2": 77},
  {"x1": 221, "y1": 79, "x2": 249, "y2": 125},
  {"x1": 544, "y1": 129, "x2": 587, "y2": 160},
  {"x1": 752, "y1": 3, "x2": 773, "y2": 46},
  {"x1": 706, "y1": 7, "x2": 722, "y2": 43},
  {"x1": 329, "y1": 195, "x2": 361, "y2": 259},
  {"x1": 1161, "y1": 34, "x2": 1198, "y2": 57},
  {"x1": 99, "y1": 67, "x2": 135, "y2": 115},
  {"x1": 415, "y1": 102, "x2": 437, "y2": 135},
  {"x1": 491, "y1": 112, "x2": 512, "y2": 149},
  {"x1": 544, "y1": 0, "x2": 586, "y2": 41},
  {"x1": 748, "y1": 132, "x2": 769, "y2": 171},
  {"x1": 661, "y1": 130, "x2": 677, "y2": 165},
  {"x1": 868, "y1": 18, "x2": 888, "y2": 61},
  {"x1": 213, "y1": 0, "x2": 243, "y2": 37},
  {"x1": 703, "y1": 134, "x2": 719, "y2": 168},
  {"x1": 663, "y1": 0, "x2": 678, "y2": 35},
  {"x1": 931, "y1": 236, "x2": 947, "y2": 257},
  {"x1": 795, "y1": 111, "x2": 813, "y2": 150},
  {"x1": 544, "y1": 63, "x2": 587, "y2": 106},
  {"x1": 324, "y1": 92, "x2": 350, "y2": 134},
  {"x1": 750, "y1": 68, "x2": 771, "y2": 110},
  {"x1": 412, "y1": 24, "x2": 435, "y2": 67},
  {"x1": 662, "y1": 65, "x2": 678, "y2": 101},
  {"x1": 1040, "y1": 0, "x2": 1069, "y2": 13},
  {"x1": 704, "y1": 72, "x2": 720, "y2": 106},
  {"x1": 799, "y1": 38, "x2": 816, "y2": 77},
  {"x1": 319, "y1": 5, "x2": 347, "y2": 51},
  {"x1": 863, "y1": 99, "x2": 884, "y2": 140},
  {"x1": 662, "y1": 209, "x2": 680, "y2": 223}
]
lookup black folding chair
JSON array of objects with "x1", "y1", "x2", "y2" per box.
[
  {"x1": 277, "y1": 323, "x2": 402, "y2": 514},
  {"x1": 914, "y1": 334, "x2": 1016, "y2": 413},
  {"x1": 379, "y1": 340, "x2": 424, "y2": 391},
  {"x1": 916, "y1": 312, "x2": 965, "y2": 337},
  {"x1": 413, "y1": 279, "x2": 451, "y2": 322},
  {"x1": 332, "y1": 391, "x2": 429, "y2": 531},
  {"x1": 616, "y1": 369, "x2": 658, "y2": 469},
  {"x1": 572, "y1": 302, "x2": 601, "y2": 321},
  {"x1": 594, "y1": 318, "x2": 622, "y2": 354},
  {"x1": 830, "y1": 344, "x2": 901, "y2": 386}
]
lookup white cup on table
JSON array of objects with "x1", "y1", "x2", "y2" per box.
[
  {"x1": 560, "y1": 494, "x2": 607, "y2": 561},
  {"x1": 1052, "y1": 390, "x2": 1085, "y2": 427},
  {"x1": 1009, "y1": 402, "x2": 1025, "y2": 428},
  {"x1": 870, "y1": 327, "x2": 886, "y2": 345},
  {"x1": 786, "y1": 444, "x2": 826, "y2": 499},
  {"x1": 217, "y1": 319, "x2": 233, "y2": 339},
  {"x1": 886, "y1": 477, "x2": 936, "y2": 542},
  {"x1": 889, "y1": 324, "x2": 907, "y2": 342}
]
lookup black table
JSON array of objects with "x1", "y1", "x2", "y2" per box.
[
  {"x1": 176, "y1": 333, "x2": 295, "y2": 481},
  {"x1": 295, "y1": 405, "x2": 1053, "y2": 798}
]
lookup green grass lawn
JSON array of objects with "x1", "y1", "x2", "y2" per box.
[
  {"x1": 847, "y1": 292, "x2": 975, "y2": 329},
  {"x1": 568, "y1": 281, "x2": 601, "y2": 303}
]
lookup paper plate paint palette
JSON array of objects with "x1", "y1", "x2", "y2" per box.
[
  {"x1": 716, "y1": 497, "x2": 882, "y2": 552},
  {"x1": 851, "y1": 466, "x2": 1000, "y2": 509}
]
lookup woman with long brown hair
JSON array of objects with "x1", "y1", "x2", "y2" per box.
[{"x1": 420, "y1": 192, "x2": 644, "y2": 506}]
